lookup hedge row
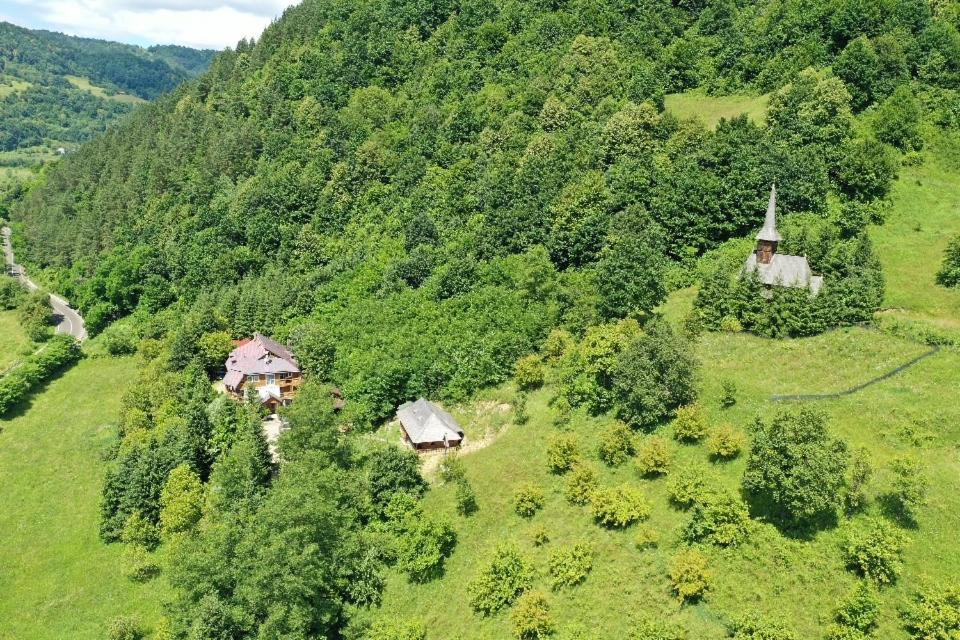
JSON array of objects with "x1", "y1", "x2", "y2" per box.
[{"x1": 0, "y1": 335, "x2": 82, "y2": 415}]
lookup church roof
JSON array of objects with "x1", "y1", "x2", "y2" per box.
[
  {"x1": 756, "y1": 184, "x2": 783, "y2": 242},
  {"x1": 743, "y1": 252, "x2": 823, "y2": 295}
]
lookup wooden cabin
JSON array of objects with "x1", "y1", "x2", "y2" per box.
[{"x1": 396, "y1": 398, "x2": 465, "y2": 452}]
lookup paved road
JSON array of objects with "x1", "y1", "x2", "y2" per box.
[{"x1": 2, "y1": 226, "x2": 87, "y2": 341}]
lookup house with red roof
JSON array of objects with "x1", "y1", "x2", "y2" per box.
[{"x1": 223, "y1": 333, "x2": 303, "y2": 412}]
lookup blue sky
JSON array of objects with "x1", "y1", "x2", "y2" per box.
[{"x1": 0, "y1": 1, "x2": 300, "y2": 49}]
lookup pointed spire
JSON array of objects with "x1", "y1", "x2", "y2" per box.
[{"x1": 756, "y1": 183, "x2": 782, "y2": 242}]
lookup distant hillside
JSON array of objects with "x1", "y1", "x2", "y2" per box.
[{"x1": 0, "y1": 21, "x2": 216, "y2": 160}]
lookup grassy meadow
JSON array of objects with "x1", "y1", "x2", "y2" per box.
[
  {"x1": 0, "y1": 355, "x2": 168, "y2": 639},
  {"x1": 664, "y1": 91, "x2": 770, "y2": 128},
  {"x1": 0, "y1": 310, "x2": 33, "y2": 372},
  {"x1": 65, "y1": 75, "x2": 146, "y2": 105}
]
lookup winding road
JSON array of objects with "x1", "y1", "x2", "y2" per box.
[{"x1": 2, "y1": 226, "x2": 86, "y2": 341}]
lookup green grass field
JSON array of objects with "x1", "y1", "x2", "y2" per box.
[
  {"x1": 65, "y1": 75, "x2": 146, "y2": 105},
  {"x1": 0, "y1": 356, "x2": 168, "y2": 639},
  {"x1": 0, "y1": 76, "x2": 31, "y2": 99},
  {"x1": 664, "y1": 91, "x2": 770, "y2": 128},
  {"x1": 0, "y1": 310, "x2": 33, "y2": 372}
]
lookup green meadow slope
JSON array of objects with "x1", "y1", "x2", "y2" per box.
[{"x1": 0, "y1": 355, "x2": 167, "y2": 639}]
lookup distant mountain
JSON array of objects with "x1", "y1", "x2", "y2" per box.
[{"x1": 0, "y1": 21, "x2": 217, "y2": 156}]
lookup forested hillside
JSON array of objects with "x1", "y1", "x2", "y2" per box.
[
  {"x1": 0, "y1": 21, "x2": 215, "y2": 155},
  {"x1": 7, "y1": 0, "x2": 960, "y2": 638}
]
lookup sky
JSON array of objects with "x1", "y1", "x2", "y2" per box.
[{"x1": 0, "y1": 0, "x2": 301, "y2": 50}]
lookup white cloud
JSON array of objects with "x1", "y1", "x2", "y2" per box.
[{"x1": 6, "y1": 0, "x2": 300, "y2": 49}]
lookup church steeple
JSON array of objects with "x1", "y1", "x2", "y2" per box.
[{"x1": 755, "y1": 184, "x2": 780, "y2": 264}]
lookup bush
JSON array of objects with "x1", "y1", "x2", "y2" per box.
[
  {"x1": 597, "y1": 423, "x2": 635, "y2": 466},
  {"x1": 634, "y1": 525, "x2": 660, "y2": 550},
  {"x1": 455, "y1": 478, "x2": 478, "y2": 516},
  {"x1": 121, "y1": 545, "x2": 160, "y2": 583},
  {"x1": 612, "y1": 318, "x2": 699, "y2": 429},
  {"x1": 468, "y1": 544, "x2": 534, "y2": 615},
  {"x1": 635, "y1": 436, "x2": 672, "y2": 477},
  {"x1": 590, "y1": 484, "x2": 651, "y2": 528},
  {"x1": 873, "y1": 85, "x2": 923, "y2": 151},
  {"x1": 367, "y1": 619, "x2": 427, "y2": 640},
  {"x1": 542, "y1": 328, "x2": 574, "y2": 361},
  {"x1": 564, "y1": 464, "x2": 599, "y2": 505},
  {"x1": 667, "y1": 465, "x2": 707, "y2": 508},
  {"x1": 532, "y1": 526, "x2": 550, "y2": 547},
  {"x1": 514, "y1": 355, "x2": 546, "y2": 390},
  {"x1": 514, "y1": 484, "x2": 546, "y2": 518},
  {"x1": 729, "y1": 615, "x2": 798, "y2": 639},
  {"x1": 633, "y1": 616, "x2": 685, "y2": 640},
  {"x1": 901, "y1": 582, "x2": 960, "y2": 639},
  {"x1": 395, "y1": 516, "x2": 458, "y2": 583},
  {"x1": 742, "y1": 409, "x2": 849, "y2": 528},
  {"x1": 120, "y1": 511, "x2": 159, "y2": 550},
  {"x1": 682, "y1": 491, "x2": 752, "y2": 547},
  {"x1": 669, "y1": 549, "x2": 711, "y2": 603},
  {"x1": 843, "y1": 517, "x2": 909, "y2": 585},
  {"x1": 107, "y1": 616, "x2": 143, "y2": 640},
  {"x1": 102, "y1": 326, "x2": 138, "y2": 356},
  {"x1": 511, "y1": 591, "x2": 553, "y2": 640},
  {"x1": 834, "y1": 581, "x2": 881, "y2": 633},
  {"x1": 546, "y1": 433, "x2": 580, "y2": 474},
  {"x1": 438, "y1": 454, "x2": 465, "y2": 483},
  {"x1": 707, "y1": 424, "x2": 746, "y2": 460},
  {"x1": 844, "y1": 449, "x2": 872, "y2": 515},
  {"x1": 719, "y1": 380, "x2": 737, "y2": 408},
  {"x1": 936, "y1": 234, "x2": 960, "y2": 288},
  {"x1": 0, "y1": 335, "x2": 82, "y2": 416},
  {"x1": 515, "y1": 392, "x2": 530, "y2": 425},
  {"x1": 890, "y1": 457, "x2": 927, "y2": 524},
  {"x1": 672, "y1": 404, "x2": 708, "y2": 442},
  {"x1": 548, "y1": 543, "x2": 593, "y2": 589},
  {"x1": 159, "y1": 464, "x2": 204, "y2": 537}
]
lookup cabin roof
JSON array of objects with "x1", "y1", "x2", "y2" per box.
[{"x1": 396, "y1": 398, "x2": 464, "y2": 445}]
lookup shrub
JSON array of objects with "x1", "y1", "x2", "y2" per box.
[
  {"x1": 367, "y1": 619, "x2": 427, "y2": 640},
  {"x1": 890, "y1": 457, "x2": 927, "y2": 524},
  {"x1": 667, "y1": 466, "x2": 707, "y2": 508},
  {"x1": 682, "y1": 492, "x2": 752, "y2": 547},
  {"x1": 901, "y1": 582, "x2": 960, "y2": 639},
  {"x1": 590, "y1": 484, "x2": 651, "y2": 528},
  {"x1": 121, "y1": 545, "x2": 160, "y2": 583},
  {"x1": 834, "y1": 581, "x2": 880, "y2": 633},
  {"x1": 612, "y1": 318, "x2": 699, "y2": 428},
  {"x1": 120, "y1": 511, "x2": 159, "y2": 551},
  {"x1": 514, "y1": 484, "x2": 546, "y2": 517},
  {"x1": 0, "y1": 335, "x2": 82, "y2": 416},
  {"x1": 564, "y1": 464, "x2": 599, "y2": 505},
  {"x1": 468, "y1": 544, "x2": 534, "y2": 615},
  {"x1": 635, "y1": 436, "x2": 672, "y2": 477},
  {"x1": 515, "y1": 392, "x2": 530, "y2": 425},
  {"x1": 102, "y1": 326, "x2": 138, "y2": 356},
  {"x1": 936, "y1": 234, "x2": 960, "y2": 288},
  {"x1": 597, "y1": 423, "x2": 635, "y2": 466},
  {"x1": 159, "y1": 464, "x2": 204, "y2": 537},
  {"x1": 742, "y1": 409, "x2": 849, "y2": 528},
  {"x1": 729, "y1": 615, "x2": 798, "y2": 639},
  {"x1": 634, "y1": 525, "x2": 660, "y2": 550},
  {"x1": 844, "y1": 449, "x2": 872, "y2": 515},
  {"x1": 542, "y1": 328, "x2": 574, "y2": 361},
  {"x1": 511, "y1": 591, "x2": 553, "y2": 640},
  {"x1": 719, "y1": 380, "x2": 737, "y2": 408},
  {"x1": 548, "y1": 543, "x2": 593, "y2": 589},
  {"x1": 669, "y1": 549, "x2": 711, "y2": 603},
  {"x1": 843, "y1": 517, "x2": 909, "y2": 585},
  {"x1": 720, "y1": 315, "x2": 743, "y2": 333},
  {"x1": 546, "y1": 433, "x2": 580, "y2": 474},
  {"x1": 707, "y1": 424, "x2": 746, "y2": 460},
  {"x1": 438, "y1": 454, "x2": 465, "y2": 483},
  {"x1": 395, "y1": 516, "x2": 458, "y2": 582},
  {"x1": 672, "y1": 404, "x2": 708, "y2": 442},
  {"x1": 532, "y1": 526, "x2": 550, "y2": 547},
  {"x1": 107, "y1": 616, "x2": 143, "y2": 640},
  {"x1": 515, "y1": 355, "x2": 546, "y2": 391},
  {"x1": 633, "y1": 616, "x2": 685, "y2": 640},
  {"x1": 455, "y1": 478, "x2": 478, "y2": 516}
]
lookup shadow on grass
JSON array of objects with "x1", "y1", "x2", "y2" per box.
[
  {"x1": 743, "y1": 489, "x2": 840, "y2": 540},
  {"x1": 878, "y1": 494, "x2": 920, "y2": 530}
]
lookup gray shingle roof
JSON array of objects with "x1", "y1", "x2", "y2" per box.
[
  {"x1": 743, "y1": 252, "x2": 823, "y2": 295},
  {"x1": 397, "y1": 398, "x2": 464, "y2": 445}
]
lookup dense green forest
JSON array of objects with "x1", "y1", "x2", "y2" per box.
[
  {"x1": 8, "y1": 0, "x2": 960, "y2": 638},
  {"x1": 0, "y1": 21, "x2": 215, "y2": 154}
]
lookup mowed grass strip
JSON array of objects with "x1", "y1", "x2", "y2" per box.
[{"x1": 0, "y1": 356, "x2": 167, "y2": 640}]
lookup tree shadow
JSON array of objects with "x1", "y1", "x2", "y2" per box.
[
  {"x1": 743, "y1": 489, "x2": 840, "y2": 540},
  {"x1": 878, "y1": 493, "x2": 920, "y2": 530},
  {"x1": 0, "y1": 360, "x2": 80, "y2": 421}
]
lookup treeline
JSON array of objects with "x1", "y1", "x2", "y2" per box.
[
  {"x1": 0, "y1": 21, "x2": 214, "y2": 99},
  {"x1": 0, "y1": 335, "x2": 81, "y2": 415}
]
